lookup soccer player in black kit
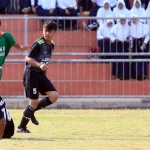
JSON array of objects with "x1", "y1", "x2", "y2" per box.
[{"x1": 16, "y1": 20, "x2": 58, "y2": 133}]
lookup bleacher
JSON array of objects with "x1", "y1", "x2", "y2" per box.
[{"x1": 0, "y1": 14, "x2": 150, "y2": 97}]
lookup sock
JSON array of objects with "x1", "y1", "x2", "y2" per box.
[
  {"x1": 35, "y1": 97, "x2": 52, "y2": 111},
  {"x1": 18, "y1": 106, "x2": 35, "y2": 128}
]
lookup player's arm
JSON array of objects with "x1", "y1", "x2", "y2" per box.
[
  {"x1": 25, "y1": 56, "x2": 41, "y2": 67},
  {"x1": 25, "y1": 43, "x2": 41, "y2": 67},
  {"x1": 4, "y1": 32, "x2": 30, "y2": 51},
  {"x1": 26, "y1": 56, "x2": 48, "y2": 71},
  {"x1": 13, "y1": 42, "x2": 30, "y2": 51},
  {"x1": 26, "y1": 43, "x2": 48, "y2": 71}
]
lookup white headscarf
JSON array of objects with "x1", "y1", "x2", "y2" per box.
[
  {"x1": 130, "y1": 14, "x2": 149, "y2": 38},
  {"x1": 103, "y1": 17, "x2": 114, "y2": 36},
  {"x1": 110, "y1": 15, "x2": 130, "y2": 41},
  {"x1": 146, "y1": 1, "x2": 150, "y2": 27},
  {"x1": 113, "y1": 0, "x2": 129, "y2": 22},
  {"x1": 96, "y1": 0, "x2": 114, "y2": 26},
  {"x1": 97, "y1": 15, "x2": 114, "y2": 40},
  {"x1": 129, "y1": 0, "x2": 146, "y2": 23}
]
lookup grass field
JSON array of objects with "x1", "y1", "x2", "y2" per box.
[{"x1": 1, "y1": 109, "x2": 150, "y2": 150}]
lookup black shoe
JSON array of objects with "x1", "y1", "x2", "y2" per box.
[
  {"x1": 16, "y1": 127, "x2": 31, "y2": 133},
  {"x1": 74, "y1": 26, "x2": 81, "y2": 31},
  {"x1": 31, "y1": 115, "x2": 39, "y2": 125}
]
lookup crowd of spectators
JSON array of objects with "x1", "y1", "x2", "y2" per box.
[
  {"x1": 0, "y1": 0, "x2": 150, "y2": 80},
  {"x1": 94, "y1": 0, "x2": 150, "y2": 81}
]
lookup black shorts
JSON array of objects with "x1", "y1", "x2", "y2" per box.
[
  {"x1": 23, "y1": 68, "x2": 57, "y2": 99},
  {"x1": 0, "y1": 109, "x2": 4, "y2": 119}
]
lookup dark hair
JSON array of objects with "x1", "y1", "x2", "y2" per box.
[{"x1": 43, "y1": 20, "x2": 57, "y2": 31}]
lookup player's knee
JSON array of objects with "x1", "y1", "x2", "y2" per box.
[
  {"x1": 29, "y1": 99, "x2": 39, "y2": 108},
  {"x1": 49, "y1": 91, "x2": 59, "y2": 103}
]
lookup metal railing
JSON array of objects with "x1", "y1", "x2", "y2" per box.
[{"x1": 0, "y1": 15, "x2": 150, "y2": 99}]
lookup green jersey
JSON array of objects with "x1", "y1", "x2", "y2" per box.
[{"x1": 0, "y1": 32, "x2": 16, "y2": 66}]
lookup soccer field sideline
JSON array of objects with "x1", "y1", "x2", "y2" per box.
[{"x1": 1, "y1": 109, "x2": 150, "y2": 150}]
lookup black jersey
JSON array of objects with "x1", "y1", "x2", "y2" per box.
[{"x1": 26, "y1": 37, "x2": 54, "y2": 72}]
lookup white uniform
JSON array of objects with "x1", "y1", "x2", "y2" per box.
[
  {"x1": 113, "y1": 0, "x2": 129, "y2": 23},
  {"x1": 31, "y1": 0, "x2": 56, "y2": 9},
  {"x1": 146, "y1": 1, "x2": 150, "y2": 27},
  {"x1": 57, "y1": 0, "x2": 77, "y2": 9},
  {"x1": 97, "y1": 18, "x2": 114, "y2": 40},
  {"x1": 96, "y1": 0, "x2": 114, "y2": 26},
  {"x1": 92, "y1": 0, "x2": 117, "y2": 7},
  {"x1": 110, "y1": 15, "x2": 130, "y2": 42},
  {"x1": 129, "y1": 0, "x2": 147, "y2": 23}
]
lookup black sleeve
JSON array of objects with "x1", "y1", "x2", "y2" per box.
[
  {"x1": 52, "y1": 43, "x2": 54, "y2": 51},
  {"x1": 28, "y1": 42, "x2": 40, "y2": 58}
]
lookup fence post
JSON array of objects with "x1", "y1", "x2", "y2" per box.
[{"x1": 24, "y1": 14, "x2": 28, "y2": 101}]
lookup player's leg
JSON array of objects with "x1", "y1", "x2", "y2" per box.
[
  {"x1": 30, "y1": 75, "x2": 58, "y2": 125},
  {"x1": 34, "y1": 78, "x2": 58, "y2": 111},
  {"x1": 16, "y1": 99, "x2": 39, "y2": 133},
  {"x1": 35, "y1": 91, "x2": 58, "y2": 111},
  {"x1": 0, "y1": 110, "x2": 5, "y2": 139},
  {"x1": 16, "y1": 69, "x2": 39, "y2": 133}
]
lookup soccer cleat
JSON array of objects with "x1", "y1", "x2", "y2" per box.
[
  {"x1": 16, "y1": 127, "x2": 31, "y2": 133},
  {"x1": 31, "y1": 115, "x2": 39, "y2": 125}
]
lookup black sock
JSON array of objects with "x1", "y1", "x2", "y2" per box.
[
  {"x1": 18, "y1": 106, "x2": 35, "y2": 128},
  {"x1": 35, "y1": 97, "x2": 52, "y2": 111}
]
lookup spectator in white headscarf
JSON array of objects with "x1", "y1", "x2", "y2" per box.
[
  {"x1": 130, "y1": 14, "x2": 150, "y2": 80},
  {"x1": 146, "y1": 1, "x2": 150, "y2": 27},
  {"x1": 96, "y1": 0, "x2": 114, "y2": 26},
  {"x1": 113, "y1": 0, "x2": 129, "y2": 23},
  {"x1": 97, "y1": 16, "x2": 114, "y2": 59},
  {"x1": 110, "y1": 15, "x2": 130, "y2": 80},
  {"x1": 129, "y1": 0, "x2": 146, "y2": 23}
]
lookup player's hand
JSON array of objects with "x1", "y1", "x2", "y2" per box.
[
  {"x1": 104, "y1": 36, "x2": 109, "y2": 39},
  {"x1": 129, "y1": 48, "x2": 132, "y2": 52},
  {"x1": 126, "y1": 39, "x2": 130, "y2": 43},
  {"x1": 20, "y1": 45, "x2": 30, "y2": 51},
  {"x1": 40, "y1": 64, "x2": 49, "y2": 71},
  {"x1": 49, "y1": 8, "x2": 54, "y2": 14},
  {"x1": 32, "y1": 6, "x2": 36, "y2": 13},
  {"x1": 70, "y1": 5, "x2": 74, "y2": 9},
  {"x1": 65, "y1": 9, "x2": 70, "y2": 15},
  {"x1": 115, "y1": 39, "x2": 119, "y2": 42},
  {"x1": 141, "y1": 43, "x2": 146, "y2": 50}
]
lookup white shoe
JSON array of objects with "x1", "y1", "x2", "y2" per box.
[{"x1": 88, "y1": 23, "x2": 98, "y2": 29}]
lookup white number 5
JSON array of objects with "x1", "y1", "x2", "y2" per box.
[{"x1": 33, "y1": 88, "x2": 37, "y2": 94}]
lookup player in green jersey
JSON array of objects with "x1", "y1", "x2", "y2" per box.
[{"x1": 0, "y1": 20, "x2": 30, "y2": 139}]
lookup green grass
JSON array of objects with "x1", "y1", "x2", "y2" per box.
[{"x1": 1, "y1": 109, "x2": 150, "y2": 150}]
